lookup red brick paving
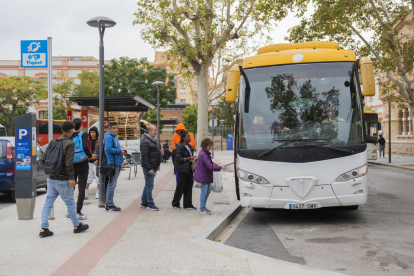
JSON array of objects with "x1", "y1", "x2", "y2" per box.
[{"x1": 51, "y1": 168, "x2": 174, "y2": 276}]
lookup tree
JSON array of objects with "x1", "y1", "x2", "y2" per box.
[
  {"x1": 142, "y1": 109, "x2": 165, "y2": 131},
  {"x1": 104, "y1": 57, "x2": 177, "y2": 107},
  {"x1": 52, "y1": 71, "x2": 75, "y2": 119},
  {"x1": 0, "y1": 76, "x2": 46, "y2": 135},
  {"x1": 0, "y1": 105, "x2": 28, "y2": 136},
  {"x1": 182, "y1": 105, "x2": 198, "y2": 134},
  {"x1": 286, "y1": 0, "x2": 414, "y2": 128},
  {"x1": 133, "y1": 0, "x2": 284, "y2": 149},
  {"x1": 73, "y1": 69, "x2": 99, "y2": 97},
  {"x1": 214, "y1": 96, "x2": 236, "y2": 126}
]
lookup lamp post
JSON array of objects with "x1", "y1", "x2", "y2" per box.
[
  {"x1": 220, "y1": 119, "x2": 224, "y2": 151},
  {"x1": 87, "y1": 16, "x2": 116, "y2": 207},
  {"x1": 388, "y1": 97, "x2": 392, "y2": 163},
  {"x1": 152, "y1": 81, "x2": 165, "y2": 148}
]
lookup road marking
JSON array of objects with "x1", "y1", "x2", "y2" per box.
[{"x1": 51, "y1": 168, "x2": 174, "y2": 276}]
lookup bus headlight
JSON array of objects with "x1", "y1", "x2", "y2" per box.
[
  {"x1": 336, "y1": 164, "x2": 368, "y2": 182},
  {"x1": 239, "y1": 170, "x2": 269, "y2": 184}
]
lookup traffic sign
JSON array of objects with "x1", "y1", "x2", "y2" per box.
[
  {"x1": 209, "y1": 119, "x2": 217, "y2": 128},
  {"x1": 21, "y1": 40, "x2": 48, "y2": 67}
]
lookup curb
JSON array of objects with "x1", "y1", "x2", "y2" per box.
[
  {"x1": 368, "y1": 161, "x2": 414, "y2": 172},
  {"x1": 193, "y1": 201, "x2": 346, "y2": 276}
]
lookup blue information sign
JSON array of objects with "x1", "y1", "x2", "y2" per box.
[
  {"x1": 21, "y1": 40, "x2": 47, "y2": 68},
  {"x1": 16, "y1": 127, "x2": 31, "y2": 170}
]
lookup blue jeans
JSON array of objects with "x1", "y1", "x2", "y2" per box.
[
  {"x1": 200, "y1": 184, "x2": 212, "y2": 211},
  {"x1": 106, "y1": 166, "x2": 122, "y2": 206},
  {"x1": 142, "y1": 168, "x2": 157, "y2": 207},
  {"x1": 41, "y1": 178, "x2": 79, "y2": 229}
]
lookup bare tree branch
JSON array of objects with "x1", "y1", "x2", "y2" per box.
[{"x1": 345, "y1": 22, "x2": 383, "y2": 63}]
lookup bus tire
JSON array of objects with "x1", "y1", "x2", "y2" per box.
[
  {"x1": 343, "y1": 205, "x2": 359, "y2": 210},
  {"x1": 253, "y1": 208, "x2": 264, "y2": 212},
  {"x1": 10, "y1": 190, "x2": 16, "y2": 203}
]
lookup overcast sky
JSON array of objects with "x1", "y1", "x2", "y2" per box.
[{"x1": 0, "y1": 0, "x2": 301, "y2": 62}]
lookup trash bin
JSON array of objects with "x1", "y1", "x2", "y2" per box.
[
  {"x1": 227, "y1": 134, "x2": 233, "y2": 150},
  {"x1": 131, "y1": 151, "x2": 141, "y2": 164}
]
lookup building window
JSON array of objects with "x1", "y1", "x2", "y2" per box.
[
  {"x1": 180, "y1": 99, "x2": 186, "y2": 104},
  {"x1": 39, "y1": 110, "x2": 47, "y2": 119},
  {"x1": 180, "y1": 88, "x2": 186, "y2": 94},
  {"x1": 180, "y1": 77, "x2": 186, "y2": 84}
]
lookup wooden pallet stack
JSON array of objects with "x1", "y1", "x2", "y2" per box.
[{"x1": 109, "y1": 112, "x2": 140, "y2": 140}]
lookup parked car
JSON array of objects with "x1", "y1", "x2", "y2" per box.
[{"x1": 0, "y1": 137, "x2": 47, "y2": 202}]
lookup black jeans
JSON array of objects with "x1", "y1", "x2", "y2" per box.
[
  {"x1": 172, "y1": 171, "x2": 194, "y2": 208},
  {"x1": 73, "y1": 160, "x2": 89, "y2": 213}
]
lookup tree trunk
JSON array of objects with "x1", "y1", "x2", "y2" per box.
[
  {"x1": 196, "y1": 64, "x2": 210, "y2": 152},
  {"x1": 6, "y1": 121, "x2": 12, "y2": 136}
]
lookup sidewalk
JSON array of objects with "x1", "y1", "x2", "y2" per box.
[
  {"x1": 0, "y1": 156, "x2": 343, "y2": 276},
  {"x1": 368, "y1": 154, "x2": 414, "y2": 171}
]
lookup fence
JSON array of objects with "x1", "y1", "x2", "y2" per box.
[{"x1": 208, "y1": 124, "x2": 234, "y2": 150}]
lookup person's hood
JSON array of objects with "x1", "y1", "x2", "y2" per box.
[
  {"x1": 105, "y1": 131, "x2": 116, "y2": 138},
  {"x1": 89, "y1": 126, "x2": 99, "y2": 139},
  {"x1": 71, "y1": 131, "x2": 83, "y2": 139},
  {"x1": 175, "y1": 123, "x2": 186, "y2": 134}
]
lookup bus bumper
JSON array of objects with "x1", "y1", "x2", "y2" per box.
[{"x1": 239, "y1": 175, "x2": 368, "y2": 208}]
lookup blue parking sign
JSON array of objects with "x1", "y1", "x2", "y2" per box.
[
  {"x1": 21, "y1": 40, "x2": 47, "y2": 67},
  {"x1": 16, "y1": 127, "x2": 31, "y2": 170}
]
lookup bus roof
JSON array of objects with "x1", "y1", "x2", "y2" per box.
[
  {"x1": 37, "y1": 119, "x2": 66, "y2": 123},
  {"x1": 243, "y1": 41, "x2": 356, "y2": 69}
]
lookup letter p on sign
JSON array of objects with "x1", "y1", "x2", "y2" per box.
[{"x1": 19, "y1": 129, "x2": 28, "y2": 140}]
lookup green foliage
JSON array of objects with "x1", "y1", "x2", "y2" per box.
[
  {"x1": 104, "y1": 57, "x2": 176, "y2": 107},
  {"x1": 73, "y1": 69, "x2": 99, "y2": 97},
  {"x1": 0, "y1": 76, "x2": 46, "y2": 135},
  {"x1": 182, "y1": 105, "x2": 198, "y2": 134},
  {"x1": 364, "y1": 105, "x2": 377, "y2": 112},
  {"x1": 286, "y1": 0, "x2": 414, "y2": 113},
  {"x1": 0, "y1": 105, "x2": 29, "y2": 136},
  {"x1": 142, "y1": 109, "x2": 165, "y2": 131},
  {"x1": 214, "y1": 96, "x2": 236, "y2": 126}
]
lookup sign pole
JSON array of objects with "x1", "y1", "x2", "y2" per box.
[
  {"x1": 47, "y1": 37, "x2": 55, "y2": 220},
  {"x1": 212, "y1": 106, "x2": 214, "y2": 160}
]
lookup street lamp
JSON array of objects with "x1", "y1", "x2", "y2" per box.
[
  {"x1": 152, "y1": 81, "x2": 165, "y2": 148},
  {"x1": 87, "y1": 16, "x2": 116, "y2": 207},
  {"x1": 220, "y1": 119, "x2": 225, "y2": 151}
]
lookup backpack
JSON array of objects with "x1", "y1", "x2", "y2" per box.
[
  {"x1": 72, "y1": 131, "x2": 86, "y2": 163},
  {"x1": 44, "y1": 139, "x2": 64, "y2": 176}
]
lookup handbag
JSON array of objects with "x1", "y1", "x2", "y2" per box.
[
  {"x1": 99, "y1": 138, "x2": 116, "y2": 177},
  {"x1": 211, "y1": 171, "x2": 223, "y2": 193}
]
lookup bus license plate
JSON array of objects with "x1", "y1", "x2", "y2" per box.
[{"x1": 289, "y1": 203, "x2": 318, "y2": 209}]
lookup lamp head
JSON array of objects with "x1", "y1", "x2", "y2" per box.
[
  {"x1": 87, "y1": 16, "x2": 116, "y2": 28},
  {"x1": 152, "y1": 81, "x2": 165, "y2": 87}
]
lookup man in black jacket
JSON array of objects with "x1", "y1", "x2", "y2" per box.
[
  {"x1": 378, "y1": 134, "x2": 386, "y2": 158},
  {"x1": 140, "y1": 125, "x2": 162, "y2": 211}
]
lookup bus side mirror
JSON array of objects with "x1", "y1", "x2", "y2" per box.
[
  {"x1": 359, "y1": 57, "x2": 375, "y2": 97},
  {"x1": 226, "y1": 64, "x2": 241, "y2": 103}
]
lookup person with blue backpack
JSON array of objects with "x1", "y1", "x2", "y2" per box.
[
  {"x1": 67, "y1": 118, "x2": 96, "y2": 220},
  {"x1": 104, "y1": 122, "x2": 127, "y2": 212}
]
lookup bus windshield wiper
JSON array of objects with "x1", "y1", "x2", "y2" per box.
[{"x1": 257, "y1": 138, "x2": 328, "y2": 158}]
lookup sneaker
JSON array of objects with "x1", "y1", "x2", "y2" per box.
[
  {"x1": 173, "y1": 206, "x2": 181, "y2": 209},
  {"x1": 95, "y1": 191, "x2": 99, "y2": 199},
  {"x1": 185, "y1": 206, "x2": 197, "y2": 210},
  {"x1": 140, "y1": 203, "x2": 148, "y2": 208},
  {"x1": 200, "y1": 209, "x2": 211, "y2": 215},
  {"x1": 105, "y1": 205, "x2": 122, "y2": 212},
  {"x1": 147, "y1": 205, "x2": 159, "y2": 211},
  {"x1": 85, "y1": 190, "x2": 89, "y2": 200},
  {"x1": 78, "y1": 213, "x2": 87, "y2": 220},
  {"x1": 39, "y1": 228, "x2": 54, "y2": 238},
  {"x1": 66, "y1": 212, "x2": 70, "y2": 218},
  {"x1": 73, "y1": 222, "x2": 89, "y2": 234}
]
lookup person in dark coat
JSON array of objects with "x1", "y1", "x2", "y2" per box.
[
  {"x1": 172, "y1": 132, "x2": 197, "y2": 210},
  {"x1": 140, "y1": 125, "x2": 162, "y2": 211}
]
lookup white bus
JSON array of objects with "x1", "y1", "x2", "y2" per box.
[{"x1": 226, "y1": 41, "x2": 375, "y2": 210}]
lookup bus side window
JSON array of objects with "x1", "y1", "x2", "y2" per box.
[
  {"x1": 53, "y1": 123, "x2": 63, "y2": 134},
  {"x1": 38, "y1": 123, "x2": 48, "y2": 134}
]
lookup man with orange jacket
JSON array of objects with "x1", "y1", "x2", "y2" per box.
[{"x1": 171, "y1": 123, "x2": 196, "y2": 150}]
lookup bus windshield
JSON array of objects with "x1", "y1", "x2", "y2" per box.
[{"x1": 238, "y1": 62, "x2": 365, "y2": 150}]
